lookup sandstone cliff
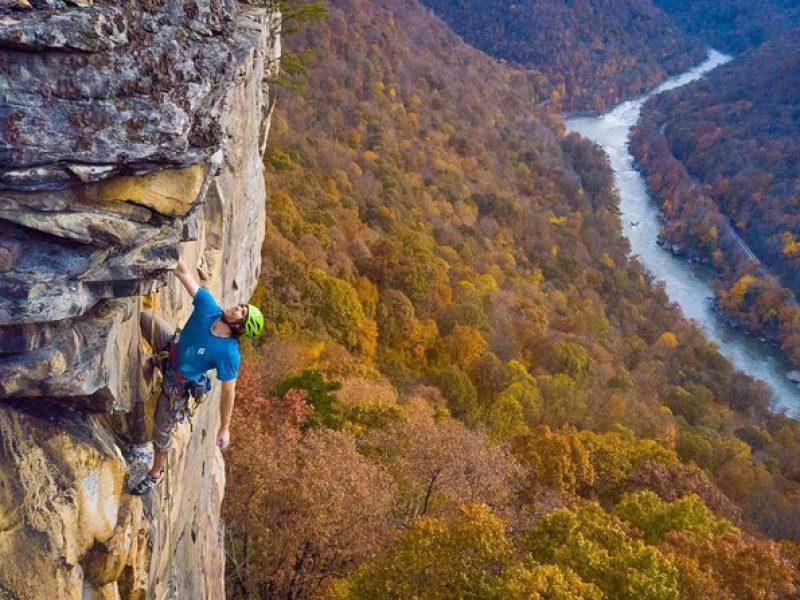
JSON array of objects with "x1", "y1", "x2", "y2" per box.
[{"x1": 0, "y1": 1, "x2": 279, "y2": 597}]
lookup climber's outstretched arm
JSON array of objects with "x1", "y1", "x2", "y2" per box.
[
  {"x1": 174, "y1": 258, "x2": 199, "y2": 297},
  {"x1": 217, "y1": 378, "x2": 235, "y2": 450}
]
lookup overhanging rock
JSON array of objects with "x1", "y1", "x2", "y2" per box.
[{"x1": 0, "y1": 298, "x2": 139, "y2": 412}]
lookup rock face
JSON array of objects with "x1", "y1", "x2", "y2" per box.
[{"x1": 0, "y1": 1, "x2": 278, "y2": 597}]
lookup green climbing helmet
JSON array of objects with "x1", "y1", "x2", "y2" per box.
[{"x1": 244, "y1": 304, "x2": 264, "y2": 338}]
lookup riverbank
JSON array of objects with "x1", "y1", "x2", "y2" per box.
[
  {"x1": 630, "y1": 65, "x2": 800, "y2": 373},
  {"x1": 565, "y1": 50, "x2": 800, "y2": 412}
]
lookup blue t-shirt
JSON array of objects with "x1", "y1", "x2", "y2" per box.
[{"x1": 175, "y1": 288, "x2": 240, "y2": 382}]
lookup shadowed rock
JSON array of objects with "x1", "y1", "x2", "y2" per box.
[{"x1": 0, "y1": 298, "x2": 139, "y2": 412}]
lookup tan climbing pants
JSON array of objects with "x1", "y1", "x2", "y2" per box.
[{"x1": 140, "y1": 310, "x2": 179, "y2": 452}]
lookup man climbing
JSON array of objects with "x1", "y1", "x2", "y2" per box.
[{"x1": 130, "y1": 257, "x2": 264, "y2": 495}]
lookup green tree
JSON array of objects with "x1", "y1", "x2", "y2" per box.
[
  {"x1": 578, "y1": 428, "x2": 676, "y2": 503},
  {"x1": 428, "y1": 365, "x2": 480, "y2": 422},
  {"x1": 536, "y1": 373, "x2": 588, "y2": 428},
  {"x1": 526, "y1": 504, "x2": 681, "y2": 600},
  {"x1": 486, "y1": 360, "x2": 542, "y2": 440},
  {"x1": 613, "y1": 491, "x2": 735, "y2": 545},
  {"x1": 268, "y1": 1, "x2": 329, "y2": 89},
  {"x1": 485, "y1": 392, "x2": 529, "y2": 442},
  {"x1": 310, "y1": 269, "x2": 377, "y2": 357},
  {"x1": 334, "y1": 504, "x2": 511, "y2": 600},
  {"x1": 274, "y1": 370, "x2": 342, "y2": 428},
  {"x1": 545, "y1": 341, "x2": 596, "y2": 379}
]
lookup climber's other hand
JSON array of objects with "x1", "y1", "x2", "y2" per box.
[{"x1": 216, "y1": 428, "x2": 231, "y2": 450}]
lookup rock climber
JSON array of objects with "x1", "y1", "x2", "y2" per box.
[{"x1": 130, "y1": 257, "x2": 264, "y2": 495}]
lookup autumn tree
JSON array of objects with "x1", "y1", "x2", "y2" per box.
[
  {"x1": 662, "y1": 531, "x2": 798, "y2": 600},
  {"x1": 366, "y1": 398, "x2": 519, "y2": 525},
  {"x1": 525, "y1": 503, "x2": 681, "y2": 599},
  {"x1": 511, "y1": 425, "x2": 595, "y2": 498},
  {"x1": 239, "y1": 0, "x2": 800, "y2": 591},
  {"x1": 613, "y1": 491, "x2": 735, "y2": 545},
  {"x1": 500, "y1": 564, "x2": 603, "y2": 600},
  {"x1": 485, "y1": 360, "x2": 542, "y2": 440},
  {"x1": 334, "y1": 504, "x2": 511, "y2": 600},
  {"x1": 627, "y1": 460, "x2": 741, "y2": 522},
  {"x1": 224, "y1": 362, "x2": 394, "y2": 598}
]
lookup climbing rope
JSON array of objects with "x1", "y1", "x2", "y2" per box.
[
  {"x1": 164, "y1": 451, "x2": 179, "y2": 597},
  {"x1": 144, "y1": 290, "x2": 180, "y2": 596},
  {"x1": 136, "y1": 277, "x2": 207, "y2": 594}
]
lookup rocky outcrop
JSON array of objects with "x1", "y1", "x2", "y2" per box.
[{"x1": 0, "y1": 1, "x2": 279, "y2": 597}]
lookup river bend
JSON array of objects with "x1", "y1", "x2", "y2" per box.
[{"x1": 565, "y1": 51, "x2": 800, "y2": 414}]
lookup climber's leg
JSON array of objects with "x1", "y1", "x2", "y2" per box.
[
  {"x1": 130, "y1": 389, "x2": 174, "y2": 494},
  {"x1": 151, "y1": 388, "x2": 177, "y2": 467},
  {"x1": 130, "y1": 310, "x2": 179, "y2": 494},
  {"x1": 153, "y1": 388, "x2": 176, "y2": 446},
  {"x1": 128, "y1": 310, "x2": 175, "y2": 449},
  {"x1": 139, "y1": 309, "x2": 174, "y2": 354}
]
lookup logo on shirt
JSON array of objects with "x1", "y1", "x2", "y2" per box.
[{"x1": 197, "y1": 348, "x2": 206, "y2": 355}]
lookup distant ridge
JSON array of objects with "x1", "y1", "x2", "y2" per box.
[{"x1": 419, "y1": 0, "x2": 705, "y2": 111}]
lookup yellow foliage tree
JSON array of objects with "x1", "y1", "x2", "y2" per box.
[
  {"x1": 657, "y1": 331, "x2": 679, "y2": 349},
  {"x1": 724, "y1": 274, "x2": 758, "y2": 310},
  {"x1": 441, "y1": 324, "x2": 488, "y2": 372},
  {"x1": 334, "y1": 504, "x2": 511, "y2": 600},
  {"x1": 501, "y1": 564, "x2": 603, "y2": 599}
]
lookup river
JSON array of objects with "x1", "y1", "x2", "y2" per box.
[{"x1": 565, "y1": 50, "x2": 800, "y2": 414}]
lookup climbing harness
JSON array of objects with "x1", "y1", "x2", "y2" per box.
[
  {"x1": 142, "y1": 289, "x2": 211, "y2": 427},
  {"x1": 162, "y1": 329, "x2": 212, "y2": 427}
]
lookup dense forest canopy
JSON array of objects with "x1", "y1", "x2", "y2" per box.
[
  {"x1": 223, "y1": 0, "x2": 800, "y2": 597},
  {"x1": 418, "y1": 0, "x2": 705, "y2": 112},
  {"x1": 653, "y1": 0, "x2": 800, "y2": 53}
]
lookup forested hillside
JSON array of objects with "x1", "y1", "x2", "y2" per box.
[
  {"x1": 223, "y1": 1, "x2": 800, "y2": 597},
  {"x1": 653, "y1": 0, "x2": 800, "y2": 53},
  {"x1": 418, "y1": 0, "x2": 705, "y2": 112},
  {"x1": 631, "y1": 36, "x2": 800, "y2": 364}
]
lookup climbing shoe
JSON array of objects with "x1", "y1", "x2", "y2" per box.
[{"x1": 129, "y1": 470, "x2": 164, "y2": 496}]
